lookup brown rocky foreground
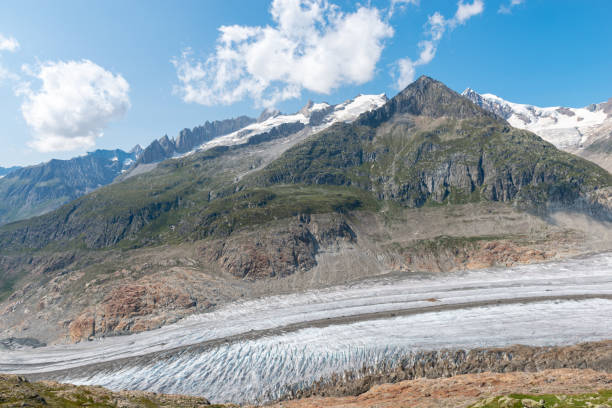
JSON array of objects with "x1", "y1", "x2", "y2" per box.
[
  {"x1": 3, "y1": 369, "x2": 612, "y2": 408},
  {"x1": 0, "y1": 374, "x2": 226, "y2": 407},
  {"x1": 265, "y1": 369, "x2": 612, "y2": 408}
]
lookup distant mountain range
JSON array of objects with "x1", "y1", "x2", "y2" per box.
[
  {"x1": 127, "y1": 93, "x2": 388, "y2": 176},
  {"x1": 0, "y1": 94, "x2": 388, "y2": 225},
  {"x1": 0, "y1": 148, "x2": 140, "y2": 225},
  {"x1": 2, "y1": 85, "x2": 611, "y2": 228},
  {"x1": 135, "y1": 116, "x2": 256, "y2": 166},
  {"x1": 463, "y1": 88, "x2": 612, "y2": 172}
]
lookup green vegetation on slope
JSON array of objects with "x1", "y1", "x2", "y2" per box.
[
  {"x1": 253, "y1": 113, "x2": 611, "y2": 208},
  {"x1": 0, "y1": 374, "x2": 226, "y2": 408},
  {"x1": 0, "y1": 141, "x2": 378, "y2": 252},
  {"x1": 469, "y1": 390, "x2": 612, "y2": 408}
]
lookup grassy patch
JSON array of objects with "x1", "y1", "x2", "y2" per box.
[
  {"x1": 469, "y1": 390, "x2": 612, "y2": 407},
  {"x1": 389, "y1": 234, "x2": 512, "y2": 255}
]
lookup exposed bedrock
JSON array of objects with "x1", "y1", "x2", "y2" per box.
[{"x1": 201, "y1": 214, "x2": 355, "y2": 279}]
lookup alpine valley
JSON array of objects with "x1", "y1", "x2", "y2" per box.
[{"x1": 1, "y1": 77, "x2": 612, "y2": 406}]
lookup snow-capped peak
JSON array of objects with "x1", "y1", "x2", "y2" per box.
[
  {"x1": 310, "y1": 102, "x2": 331, "y2": 112},
  {"x1": 463, "y1": 88, "x2": 609, "y2": 150},
  {"x1": 191, "y1": 94, "x2": 388, "y2": 153},
  {"x1": 328, "y1": 94, "x2": 387, "y2": 124},
  {"x1": 257, "y1": 108, "x2": 281, "y2": 123}
]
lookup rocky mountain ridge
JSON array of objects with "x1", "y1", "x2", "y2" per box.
[
  {"x1": 134, "y1": 116, "x2": 256, "y2": 166},
  {"x1": 131, "y1": 94, "x2": 388, "y2": 170},
  {"x1": 0, "y1": 166, "x2": 21, "y2": 178},
  {"x1": 254, "y1": 77, "x2": 611, "y2": 211},
  {"x1": 463, "y1": 88, "x2": 612, "y2": 172}
]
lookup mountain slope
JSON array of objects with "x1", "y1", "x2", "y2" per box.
[
  {"x1": 0, "y1": 94, "x2": 388, "y2": 252},
  {"x1": 0, "y1": 77, "x2": 609, "y2": 252},
  {"x1": 0, "y1": 149, "x2": 139, "y2": 226},
  {"x1": 0, "y1": 76, "x2": 611, "y2": 345},
  {"x1": 254, "y1": 76, "x2": 611, "y2": 209},
  {"x1": 463, "y1": 88, "x2": 612, "y2": 172}
]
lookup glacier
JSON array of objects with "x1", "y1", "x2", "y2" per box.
[
  {"x1": 462, "y1": 88, "x2": 610, "y2": 150},
  {"x1": 2, "y1": 252, "x2": 612, "y2": 403}
]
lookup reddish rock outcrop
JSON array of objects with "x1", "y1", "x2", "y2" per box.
[
  {"x1": 393, "y1": 239, "x2": 552, "y2": 273},
  {"x1": 203, "y1": 215, "x2": 355, "y2": 279},
  {"x1": 67, "y1": 314, "x2": 95, "y2": 343},
  {"x1": 69, "y1": 282, "x2": 197, "y2": 342}
]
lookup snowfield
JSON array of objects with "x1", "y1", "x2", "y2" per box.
[
  {"x1": 463, "y1": 88, "x2": 610, "y2": 149},
  {"x1": 190, "y1": 94, "x2": 387, "y2": 152}
]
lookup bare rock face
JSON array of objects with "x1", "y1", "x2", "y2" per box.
[
  {"x1": 464, "y1": 241, "x2": 549, "y2": 269},
  {"x1": 67, "y1": 314, "x2": 95, "y2": 343},
  {"x1": 70, "y1": 281, "x2": 197, "y2": 342},
  {"x1": 202, "y1": 214, "x2": 355, "y2": 279},
  {"x1": 386, "y1": 238, "x2": 552, "y2": 274}
]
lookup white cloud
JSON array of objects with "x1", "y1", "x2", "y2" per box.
[
  {"x1": 499, "y1": 0, "x2": 524, "y2": 14},
  {"x1": 453, "y1": 0, "x2": 484, "y2": 25},
  {"x1": 393, "y1": 1, "x2": 483, "y2": 89},
  {"x1": 0, "y1": 34, "x2": 19, "y2": 52},
  {"x1": 17, "y1": 60, "x2": 130, "y2": 152},
  {"x1": 388, "y1": 0, "x2": 419, "y2": 17},
  {"x1": 395, "y1": 57, "x2": 416, "y2": 92},
  {"x1": 0, "y1": 34, "x2": 20, "y2": 85},
  {"x1": 0, "y1": 65, "x2": 19, "y2": 83},
  {"x1": 173, "y1": 0, "x2": 393, "y2": 107}
]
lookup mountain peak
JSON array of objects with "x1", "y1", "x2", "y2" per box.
[
  {"x1": 257, "y1": 108, "x2": 281, "y2": 123},
  {"x1": 398, "y1": 75, "x2": 452, "y2": 97},
  {"x1": 385, "y1": 76, "x2": 497, "y2": 120},
  {"x1": 462, "y1": 87, "x2": 477, "y2": 96},
  {"x1": 413, "y1": 75, "x2": 436, "y2": 84},
  {"x1": 129, "y1": 144, "x2": 143, "y2": 157},
  {"x1": 299, "y1": 100, "x2": 314, "y2": 116}
]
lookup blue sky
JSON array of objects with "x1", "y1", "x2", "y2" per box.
[{"x1": 0, "y1": 0, "x2": 611, "y2": 167}]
